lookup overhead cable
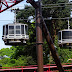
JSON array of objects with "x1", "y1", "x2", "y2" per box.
[{"x1": 42, "y1": 2, "x2": 72, "y2": 6}]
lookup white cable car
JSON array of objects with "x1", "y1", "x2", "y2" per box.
[
  {"x1": 69, "y1": 0, "x2": 72, "y2": 3},
  {"x1": 2, "y1": 9, "x2": 29, "y2": 46},
  {"x1": 2, "y1": 23, "x2": 29, "y2": 45},
  {"x1": 58, "y1": 29, "x2": 72, "y2": 48},
  {"x1": 58, "y1": 19, "x2": 72, "y2": 48}
]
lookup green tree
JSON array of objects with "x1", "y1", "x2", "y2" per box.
[{"x1": 0, "y1": 47, "x2": 16, "y2": 57}]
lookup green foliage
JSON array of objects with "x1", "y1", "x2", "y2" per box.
[
  {"x1": 42, "y1": 0, "x2": 70, "y2": 36},
  {"x1": 0, "y1": 48, "x2": 14, "y2": 57},
  {"x1": 0, "y1": 54, "x2": 36, "y2": 67},
  {"x1": 59, "y1": 49, "x2": 72, "y2": 63},
  {"x1": 54, "y1": 36, "x2": 72, "y2": 63},
  {"x1": 16, "y1": 6, "x2": 35, "y2": 24},
  {"x1": 0, "y1": 58, "x2": 10, "y2": 67},
  {"x1": 43, "y1": 40, "x2": 50, "y2": 64},
  {"x1": 15, "y1": 55, "x2": 27, "y2": 66}
]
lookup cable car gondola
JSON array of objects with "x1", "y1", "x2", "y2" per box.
[
  {"x1": 58, "y1": 20, "x2": 72, "y2": 48},
  {"x1": 2, "y1": 23, "x2": 29, "y2": 45},
  {"x1": 58, "y1": 29, "x2": 72, "y2": 48},
  {"x1": 2, "y1": 9, "x2": 29, "y2": 46}
]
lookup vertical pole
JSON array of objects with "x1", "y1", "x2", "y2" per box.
[
  {"x1": 49, "y1": 64, "x2": 50, "y2": 71},
  {"x1": 47, "y1": 70, "x2": 48, "y2": 72},
  {"x1": 14, "y1": 9, "x2": 16, "y2": 24},
  {"x1": 11, "y1": 9, "x2": 16, "y2": 24},
  {"x1": 22, "y1": 66, "x2": 23, "y2": 72},
  {"x1": 35, "y1": 1, "x2": 44, "y2": 72}
]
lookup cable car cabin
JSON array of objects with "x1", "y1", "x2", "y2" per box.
[
  {"x1": 2, "y1": 23, "x2": 29, "y2": 46},
  {"x1": 58, "y1": 29, "x2": 72, "y2": 48}
]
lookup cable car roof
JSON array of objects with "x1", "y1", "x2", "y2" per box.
[
  {"x1": 60, "y1": 29, "x2": 72, "y2": 31},
  {"x1": 3, "y1": 23, "x2": 28, "y2": 26}
]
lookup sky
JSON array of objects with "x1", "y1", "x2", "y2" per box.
[
  {"x1": 0, "y1": 0, "x2": 38, "y2": 50},
  {"x1": 0, "y1": 11, "x2": 13, "y2": 49},
  {"x1": 69, "y1": 0, "x2": 72, "y2": 2}
]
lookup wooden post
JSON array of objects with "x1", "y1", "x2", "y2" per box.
[{"x1": 35, "y1": 1, "x2": 44, "y2": 72}]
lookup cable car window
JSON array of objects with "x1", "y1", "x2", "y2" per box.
[
  {"x1": 3, "y1": 26, "x2": 5, "y2": 35},
  {"x1": 16, "y1": 30, "x2": 20, "y2": 34},
  {"x1": 62, "y1": 31, "x2": 72, "y2": 39},
  {"x1": 16, "y1": 25, "x2": 20, "y2": 34},
  {"x1": 9, "y1": 26, "x2": 14, "y2": 29},
  {"x1": 25, "y1": 25, "x2": 28, "y2": 34},
  {"x1": 9, "y1": 26, "x2": 14, "y2": 34},
  {"x1": 6, "y1": 25, "x2": 8, "y2": 35},
  {"x1": 16, "y1": 26, "x2": 20, "y2": 29},
  {"x1": 21, "y1": 25, "x2": 24, "y2": 34},
  {"x1": 9, "y1": 30, "x2": 14, "y2": 34},
  {"x1": 58, "y1": 32, "x2": 61, "y2": 40}
]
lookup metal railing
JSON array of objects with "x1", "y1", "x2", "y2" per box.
[{"x1": 0, "y1": 63, "x2": 72, "y2": 72}]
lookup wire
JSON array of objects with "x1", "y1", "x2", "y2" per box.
[
  {"x1": 1, "y1": 2, "x2": 72, "y2": 10},
  {"x1": 1, "y1": 17, "x2": 72, "y2": 21},
  {"x1": 0, "y1": 19, "x2": 27, "y2": 21},
  {"x1": 42, "y1": 2, "x2": 72, "y2": 6},
  {"x1": 2, "y1": 5, "x2": 72, "y2": 11},
  {"x1": 0, "y1": 20, "x2": 13, "y2": 21},
  {"x1": 1, "y1": 5, "x2": 71, "y2": 12},
  {"x1": 0, "y1": 6, "x2": 34, "y2": 12},
  {"x1": 42, "y1": 6, "x2": 65, "y2": 8},
  {"x1": 42, "y1": 5, "x2": 72, "y2": 8},
  {"x1": 17, "y1": 19, "x2": 28, "y2": 20},
  {"x1": 1, "y1": 5, "x2": 34, "y2": 8},
  {"x1": 0, "y1": 19, "x2": 30, "y2": 21},
  {"x1": 1, "y1": 2, "x2": 72, "y2": 11},
  {"x1": 44, "y1": 17, "x2": 72, "y2": 20},
  {"x1": 42, "y1": 6, "x2": 72, "y2": 9}
]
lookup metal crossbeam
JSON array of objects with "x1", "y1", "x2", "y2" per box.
[{"x1": 0, "y1": 0, "x2": 23, "y2": 13}]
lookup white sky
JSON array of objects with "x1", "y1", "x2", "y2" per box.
[
  {"x1": 69, "y1": 0, "x2": 72, "y2": 2},
  {"x1": 0, "y1": 11, "x2": 13, "y2": 49},
  {"x1": 0, "y1": 0, "x2": 38, "y2": 50}
]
